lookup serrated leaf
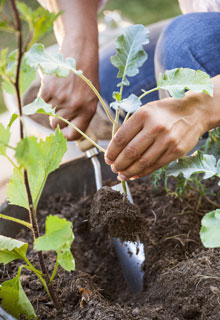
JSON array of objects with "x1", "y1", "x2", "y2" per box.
[
  {"x1": 23, "y1": 97, "x2": 55, "y2": 116},
  {"x1": 111, "y1": 24, "x2": 149, "y2": 87},
  {"x1": 0, "y1": 123, "x2": 10, "y2": 155},
  {"x1": 7, "y1": 166, "x2": 29, "y2": 210},
  {"x1": 0, "y1": 235, "x2": 28, "y2": 264},
  {"x1": 167, "y1": 152, "x2": 217, "y2": 179},
  {"x1": 25, "y1": 43, "x2": 82, "y2": 78},
  {"x1": 34, "y1": 215, "x2": 75, "y2": 271},
  {"x1": 200, "y1": 209, "x2": 220, "y2": 248},
  {"x1": 2, "y1": 50, "x2": 36, "y2": 94},
  {"x1": 17, "y1": 2, "x2": 59, "y2": 48},
  {"x1": 110, "y1": 94, "x2": 142, "y2": 113},
  {"x1": 157, "y1": 68, "x2": 213, "y2": 99},
  {"x1": 0, "y1": 268, "x2": 37, "y2": 320},
  {"x1": 13, "y1": 128, "x2": 67, "y2": 210}
]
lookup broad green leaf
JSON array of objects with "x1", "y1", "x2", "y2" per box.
[
  {"x1": 7, "y1": 113, "x2": 18, "y2": 128},
  {"x1": 167, "y1": 152, "x2": 217, "y2": 179},
  {"x1": 110, "y1": 94, "x2": 142, "y2": 113},
  {"x1": 200, "y1": 209, "x2": 220, "y2": 248},
  {"x1": 111, "y1": 24, "x2": 149, "y2": 87},
  {"x1": 34, "y1": 215, "x2": 75, "y2": 271},
  {"x1": 157, "y1": 68, "x2": 213, "y2": 99},
  {"x1": 7, "y1": 166, "x2": 29, "y2": 210},
  {"x1": 0, "y1": 268, "x2": 37, "y2": 320},
  {"x1": 2, "y1": 50, "x2": 36, "y2": 94},
  {"x1": 0, "y1": 123, "x2": 10, "y2": 155},
  {"x1": 23, "y1": 97, "x2": 55, "y2": 116},
  {"x1": 25, "y1": 43, "x2": 82, "y2": 78},
  {"x1": 10, "y1": 128, "x2": 67, "y2": 210},
  {"x1": 0, "y1": 235, "x2": 28, "y2": 264},
  {"x1": 17, "y1": 2, "x2": 59, "y2": 48}
]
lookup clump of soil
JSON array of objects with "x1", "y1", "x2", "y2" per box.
[{"x1": 90, "y1": 186, "x2": 146, "y2": 241}]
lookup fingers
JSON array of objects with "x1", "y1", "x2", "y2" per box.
[{"x1": 105, "y1": 112, "x2": 144, "y2": 164}]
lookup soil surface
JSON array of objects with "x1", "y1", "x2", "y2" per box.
[{"x1": 1, "y1": 179, "x2": 220, "y2": 320}]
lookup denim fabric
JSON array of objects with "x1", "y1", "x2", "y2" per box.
[{"x1": 99, "y1": 12, "x2": 220, "y2": 108}]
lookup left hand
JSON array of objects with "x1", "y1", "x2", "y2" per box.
[{"x1": 105, "y1": 95, "x2": 208, "y2": 180}]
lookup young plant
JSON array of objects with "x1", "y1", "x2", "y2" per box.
[{"x1": 0, "y1": 1, "x2": 74, "y2": 319}]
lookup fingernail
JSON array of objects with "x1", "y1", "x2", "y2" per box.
[
  {"x1": 111, "y1": 165, "x2": 118, "y2": 173},
  {"x1": 117, "y1": 174, "x2": 127, "y2": 181},
  {"x1": 105, "y1": 157, "x2": 113, "y2": 165}
]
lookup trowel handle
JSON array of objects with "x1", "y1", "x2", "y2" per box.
[{"x1": 76, "y1": 127, "x2": 102, "y2": 191}]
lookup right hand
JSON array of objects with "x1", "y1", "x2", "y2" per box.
[{"x1": 39, "y1": 34, "x2": 99, "y2": 141}]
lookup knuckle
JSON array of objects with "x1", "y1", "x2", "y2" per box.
[
  {"x1": 167, "y1": 134, "x2": 178, "y2": 147},
  {"x1": 174, "y1": 145, "x2": 185, "y2": 157},
  {"x1": 113, "y1": 131, "x2": 126, "y2": 148},
  {"x1": 138, "y1": 157, "x2": 149, "y2": 170},
  {"x1": 124, "y1": 145, "x2": 138, "y2": 160}
]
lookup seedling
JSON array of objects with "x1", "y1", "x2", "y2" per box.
[{"x1": 0, "y1": 0, "x2": 214, "y2": 318}]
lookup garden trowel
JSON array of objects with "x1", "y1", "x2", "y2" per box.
[{"x1": 76, "y1": 132, "x2": 145, "y2": 293}]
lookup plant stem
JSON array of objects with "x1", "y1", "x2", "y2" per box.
[
  {"x1": 138, "y1": 87, "x2": 159, "y2": 100},
  {"x1": 79, "y1": 74, "x2": 115, "y2": 125},
  {"x1": 4, "y1": 153, "x2": 18, "y2": 169},
  {"x1": 49, "y1": 257, "x2": 59, "y2": 284},
  {"x1": 123, "y1": 112, "x2": 130, "y2": 124},
  {"x1": 0, "y1": 213, "x2": 32, "y2": 229},
  {"x1": 9, "y1": 0, "x2": 61, "y2": 310},
  {"x1": 6, "y1": 144, "x2": 16, "y2": 151},
  {"x1": 112, "y1": 108, "x2": 120, "y2": 137},
  {"x1": 55, "y1": 115, "x2": 106, "y2": 153}
]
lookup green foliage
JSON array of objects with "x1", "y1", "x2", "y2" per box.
[
  {"x1": 25, "y1": 43, "x2": 82, "y2": 77},
  {"x1": 23, "y1": 96, "x2": 55, "y2": 116},
  {"x1": 157, "y1": 68, "x2": 213, "y2": 99},
  {"x1": 166, "y1": 152, "x2": 219, "y2": 180},
  {"x1": 0, "y1": 235, "x2": 28, "y2": 264},
  {"x1": 0, "y1": 21, "x2": 14, "y2": 33},
  {"x1": 0, "y1": 267, "x2": 37, "y2": 320},
  {"x1": 200, "y1": 209, "x2": 220, "y2": 248},
  {"x1": 110, "y1": 94, "x2": 142, "y2": 113},
  {"x1": 34, "y1": 215, "x2": 75, "y2": 272},
  {"x1": 7, "y1": 128, "x2": 67, "y2": 210},
  {"x1": 7, "y1": 113, "x2": 19, "y2": 128},
  {"x1": 0, "y1": 123, "x2": 10, "y2": 155},
  {"x1": 111, "y1": 24, "x2": 148, "y2": 87},
  {"x1": 17, "y1": 2, "x2": 60, "y2": 48}
]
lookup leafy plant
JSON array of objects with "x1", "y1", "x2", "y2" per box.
[{"x1": 0, "y1": 0, "x2": 214, "y2": 318}]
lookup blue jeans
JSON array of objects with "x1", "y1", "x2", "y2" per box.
[{"x1": 99, "y1": 12, "x2": 220, "y2": 106}]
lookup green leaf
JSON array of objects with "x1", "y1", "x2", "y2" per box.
[
  {"x1": 200, "y1": 209, "x2": 220, "y2": 248},
  {"x1": 111, "y1": 24, "x2": 149, "y2": 87},
  {"x1": 7, "y1": 167, "x2": 29, "y2": 210},
  {"x1": 167, "y1": 152, "x2": 217, "y2": 179},
  {"x1": 25, "y1": 43, "x2": 82, "y2": 78},
  {"x1": 110, "y1": 94, "x2": 142, "y2": 113},
  {"x1": 0, "y1": 235, "x2": 28, "y2": 264},
  {"x1": 34, "y1": 215, "x2": 75, "y2": 272},
  {"x1": 23, "y1": 97, "x2": 55, "y2": 116},
  {"x1": 157, "y1": 68, "x2": 213, "y2": 99},
  {"x1": 7, "y1": 113, "x2": 18, "y2": 128},
  {"x1": 0, "y1": 123, "x2": 10, "y2": 155},
  {"x1": 112, "y1": 91, "x2": 121, "y2": 102},
  {"x1": 2, "y1": 50, "x2": 36, "y2": 94},
  {"x1": 17, "y1": 2, "x2": 60, "y2": 48},
  {"x1": 0, "y1": 21, "x2": 14, "y2": 33},
  {"x1": 0, "y1": 268, "x2": 37, "y2": 320},
  {"x1": 9, "y1": 128, "x2": 67, "y2": 210}
]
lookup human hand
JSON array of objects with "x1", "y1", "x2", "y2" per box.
[
  {"x1": 105, "y1": 95, "x2": 208, "y2": 180},
  {"x1": 39, "y1": 35, "x2": 99, "y2": 140}
]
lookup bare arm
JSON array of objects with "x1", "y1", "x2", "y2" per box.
[
  {"x1": 37, "y1": 0, "x2": 100, "y2": 140},
  {"x1": 105, "y1": 75, "x2": 220, "y2": 180}
]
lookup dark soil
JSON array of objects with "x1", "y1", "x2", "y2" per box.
[
  {"x1": 90, "y1": 186, "x2": 146, "y2": 241},
  {"x1": 1, "y1": 179, "x2": 220, "y2": 320}
]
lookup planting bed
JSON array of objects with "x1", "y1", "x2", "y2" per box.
[{"x1": 1, "y1": 175, "x2": 220, "y2": 320}]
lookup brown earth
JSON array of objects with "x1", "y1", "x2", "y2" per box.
[{"x1": 1, "y1": 179, "x2": 220, "y2": 320}]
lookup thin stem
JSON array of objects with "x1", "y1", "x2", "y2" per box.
[
  {"x1": 49, "y1": 257, "x2": 59, "y2": 284},
  {"x1": 121, "y1": 180, "x2": 127, "y2": 202},
  {"x1": 6, "y1": 144, "x2": 16, "y2": 151},
  {"x1": 138, "y1": 87, "x2": 159, "y2": 100},
  {"x1": 79, "y1": 74, "x2": 115, "y2": 125},
  {"x1": 0, "y1": 213, "x2": 32, "y2": 229},
  {"x1": 123, "y1": 112, "x2": 130, "y2": 124},
  {"x1": 112, "y1": 108, "x2": 120, "y2": 137},
  {"x1": 56, "y1": 115, "x2": 106, "y2": 153},
  {"x1": 4, "y1": 153, "x2": 18, "y2": 169}
]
